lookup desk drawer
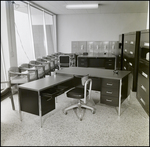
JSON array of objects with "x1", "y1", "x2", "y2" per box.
[
  {"x1": 101, "y1": 87, "x2": 119, "y2": 97},
  {"x1": 105, "y1": 62, "x2": 115, "y2": 69},
  {"x1": 102, "y1": 79, "x2": 119, "y2": 88},
  {"x1": 41, "y1": 94, "x2": 55, "y2": 116},
  {"x1": 101, "y1": 95, "x2": 119, "y2": 106},
  {"x1": 105, "y1": 58, "x2": 115, "y2": 62}
]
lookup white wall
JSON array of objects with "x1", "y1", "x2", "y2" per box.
[{"x1": 57, "y1": 13, "x2": 147, "y2": 53}]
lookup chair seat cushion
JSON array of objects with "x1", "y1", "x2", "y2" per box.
[{"x1": 66, "y1": 87, "x2": 88, "y2": 99}]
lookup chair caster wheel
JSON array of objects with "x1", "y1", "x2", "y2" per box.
[
  {"x1": 92, "y1": 110, "x2": 95, "y2": 114},
  {"x1": 64, "y1": 111, "x2": 67, "y2": 115}
]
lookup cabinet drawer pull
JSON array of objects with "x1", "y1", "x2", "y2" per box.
[
  {"x1": 108, "y1": 64, "x2": 112, "y2": 66},
  {"x1": 130, "y1": 41, "x2": 134, "y2": 44},
  {"x1": 124, "y1": 67, "x2": 126, "y2": 70},
  {"x1": 129, "y1": 62, "x2": 132, "y2": 66},
  {"x1": 125, "y1": 49, "x2": 127, "y2": 52},
  {"x1": 106, "y1": 83, "x2": 113, "y2": 86},
  {"x1": 124, "y1": 59, "x2": 126, "y2": 61},
  {"x1": 142, "y1": 72, "x2": 148, "y2": 78},
  {"x1": 130, "y1": 51, "x2": 133, "y2": 54},
  {"x1": 144, "y1": 42, "x2": 149, "y2": 47},
  {"x1": 125, "y1": 41, "x2": 128, "y2": 43},
  {"x1": 141, "y1": 85, "x2": 146, "y2": 92},
  {"x1": 106, "y1": 91, "x2": 112, "y2": 94},
  {"x1": 140, "y1": 98, "x2": 145, "y2": 105},
  {"x1": 106, "y1": 99, "x2": 112, "y2": 102}
]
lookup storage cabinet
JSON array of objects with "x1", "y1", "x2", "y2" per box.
[
  {"x1": 137, "y1": 29, "x2": 149, "y2": 116},
  {"x1": 78, "y1": 57, "x2": 88, "y2": 67},
  {"x1": 123, "y1": 31, "x2": 140, "y2": 92},
  {"x1": 101, "y1": 79, "x2": 119, "y2": 106}
]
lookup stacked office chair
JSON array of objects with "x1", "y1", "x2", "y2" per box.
[
  {"x1": 64, "y1": 75, "x2": 96, "y2": 121},
  {"x1": 29, "y1": 60, "x2": 45, "y2": 78},
  {"x1": 8, "y1": 66, "x2": 36, "y2": 93},
  {"x1": 58, "y1": 54, "x2": 72, "y2": 69},
  {"x1": 1, "y1": 80, "x2": 15, "y2": 110},
  {"x1": 36, "y1": 58, "x2": 51, "y2": 75},
  {"x1": 48, "y1": 55, "x2": 59, "y2": 70},
  {"x1": 19, "y1": 63, "x2": 38, "y2": 81},
  {"x1": 42, "y1": 56, "x2": 55, "y2": 72}
]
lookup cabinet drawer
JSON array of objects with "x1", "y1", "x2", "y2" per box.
[
  {"x1": 140, "y1": 32, "x2": 149, "y2": 47},
  {"x1": 105, "y1": 58, "x2": 115, "y2": 62},
  {"x1": 102, "y1": 79, "x2": 119, "y2": 88},
  {"x1": 138, "y1": 73, "x2": 149, "y2": 93},
  {"x1": 101, "y1": 87, "x2": 119, "y2": 97},
  {"x1": 78, "y1": 62, "x2": 88, "y2": 67},
  {"x1": 105, "y1": 62, "x2": 114, "y2": 69},
  {"x1": 101, "y1": 95, "x2": 119, "y2": 106},
  {"x1": 139, "y1": 61, "x2": 149, "y2": 76}
]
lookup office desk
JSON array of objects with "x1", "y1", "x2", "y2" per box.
[
  {"x1": 57, "y1": 67, "x2": 131, "y2": 116},
  {"x1": 18, "y1": 74, "x2": 74, "y2": 127},
  {"x1": 18, "y1": 67, "x2": 130, "y2": 127}
]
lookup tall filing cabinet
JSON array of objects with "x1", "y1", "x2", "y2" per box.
[
  {"x1": 117, "y1": 34, "x2": 124, "y2": 70},
  {"x1": 137, "y1": 29, "x2": 149, "y2": 116},
  {"x1": 123, "y1": 31, "x2": 140, "y2": 92}
]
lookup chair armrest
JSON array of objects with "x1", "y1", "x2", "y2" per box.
[
  {"x1": 1, "y1": 81, "x2": 10, "y2": 84},
  {"x1": 8, "y1": 70, "x2": 29, "y2": 75}
]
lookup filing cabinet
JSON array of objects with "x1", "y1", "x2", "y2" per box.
[
  {"x1": 101, "y1": 79, "x2": 119, "y2": 106},
  {"x1": 123, "y1": 31, "x2": 140, "y2": 92},
  {"x1": 137, "y1": 29, "x2": 149, "y2": 116}
]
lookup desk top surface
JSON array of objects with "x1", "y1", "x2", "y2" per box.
[
  {"x1": 78, "y1": 53, "x2": 116, "y2": 58},
  {"x1": 57, "y1": 67, "x2": 131, "y2": 80},
  {"x1": 18, "y1": 74, "x2": 73, "y2": 91}
]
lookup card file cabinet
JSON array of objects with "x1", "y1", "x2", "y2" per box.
[{"x1": 136, "y1": 29, "x2": 149, "y2": 116}]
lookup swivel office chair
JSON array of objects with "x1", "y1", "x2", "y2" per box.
[
  {"x1": 64, "y1": 75, "x2": 96, "y2": 121},
  {"x1": 1, "y1": 81, "x2": 15, "y2": 110}
]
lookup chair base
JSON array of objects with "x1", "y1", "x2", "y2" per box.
[{"x1": 63, "y1": 100, "x2": 96, "y2": 120}]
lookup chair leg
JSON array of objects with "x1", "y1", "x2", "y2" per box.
[
  {"x1": 64, "y1": 103, "x2": 78, "y2": 114},
  {"x1": 10, "y1": 93, "x2": 15, "y2": 110},
  {"x1": 81, "y1": 104, "x2": 95, "y2": 114}
]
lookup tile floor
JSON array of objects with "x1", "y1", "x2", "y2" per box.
[{"x1": 1, "y1": 91, "x2": 149, "y2": 146}]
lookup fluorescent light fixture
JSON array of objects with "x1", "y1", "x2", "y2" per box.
[{"x1": 66, "y1": 4, "x2": 98, "y2": 9}]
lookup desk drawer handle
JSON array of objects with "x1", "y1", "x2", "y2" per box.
[
  {"x1": 124, "y1": 59, "x2": 127, "y2": 61},
  {"x1": 142, "y1": 72, "x2": 148, "y2": 78},
  {"x1": 129, "y1": 62, "x2": 132, "y2": 66},
  {"x1": 130, "y1": 51, "x2": 133, "y2": 54},
  {"x1": 107, "y1": 83, "x2": 113, "y2": 86},
  {"x1": 106, "y1": 91, "x2": 112, "y2": 94},
  {"x1": 106, "y1": 99, "x2": 112, "y2": 102},
  {"x1": 140, "y1": 98, "x2": 145, "y2": 105},
  {"x1": 141, "y1": 85, "x2": 146, "y2": 92}
]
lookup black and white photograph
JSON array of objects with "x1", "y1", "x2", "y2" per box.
[{"x1": 1, "y1": 1, "x2": 149, "y2": 146}]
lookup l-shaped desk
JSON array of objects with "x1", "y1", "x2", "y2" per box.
[{"x1": 18, "y1": 67, "x2": 131, "y2": 127}]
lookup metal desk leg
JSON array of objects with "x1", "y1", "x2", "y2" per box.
[
  {"x1": 118, "y1": 79, "x2": 122, "y2": 116},
  {"x1": 38, "y1": 91, "x2": 42, "y2": 128},
  {"x1": 18, "y1": 88, "x2": 22, "y2": 121}
]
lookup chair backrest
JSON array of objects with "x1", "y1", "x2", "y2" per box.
[
  {"x1": 81, "y1": 75, "x2": 89, "y2": 86},
  {"x1": 8, "y1": 67, "x2": 20, "y2": 77},
  {"x1": 59, "y1": 55, "x2": 70, "y2": 64}
]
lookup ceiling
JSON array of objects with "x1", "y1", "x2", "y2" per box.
[{"x1": 30, "y1": 1, "x2": 148, "y2": 15}]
